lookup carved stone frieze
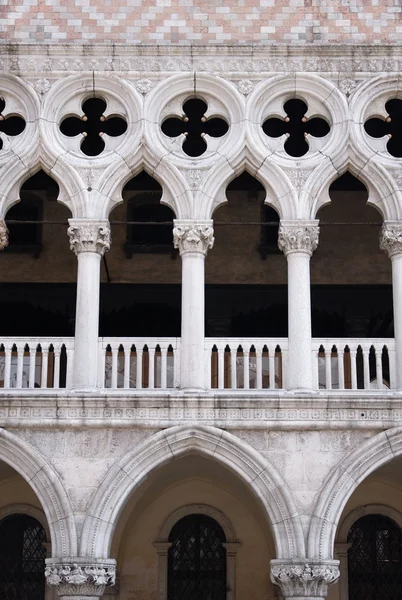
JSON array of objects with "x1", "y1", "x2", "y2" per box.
[
  {"x1": 380, "y1": 222, "x2": 402, "y2": 259},
  {"x1": 270, "y1": 560, "x2": 340, "y2": 598},
  {"x1": 173, "y1": 220, "x2": 214, "y2": 256},
  {"x1": 0, "y1": 220, "x2": 9, "y2": 251},
  {"x1": 45, "y1": 560, "x2": 116, "y2": 597},
  {"x1": 68, "y1": 220, "x2": 111, "y2": 256},
  {"x1": 278, "y1": 221, "x2": 319, "y2": 256}
]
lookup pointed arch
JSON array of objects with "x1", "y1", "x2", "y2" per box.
[
  {"x1": 197, "y1": 149, "x2": 297, "y2": 220},
  {"x1": 308, "y1": 427, "x2": 402, "y2": 560},
  {"x1": 0, "y1": 428, "x2": 77, "y2": 557},
  {"x1": 81, "y1": 425, "x2": 305, "y2": 560},
  {"x1": 302, "y1": 153, "x2": 402, "y2": 220}
]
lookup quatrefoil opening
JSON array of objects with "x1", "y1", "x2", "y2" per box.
[
  {"x1": 161, "y1": 98, "x2": 229, "y2": 158},
  {"x1": 0, "y1": 96, "x2": 26, "y2": 151},
  {"x1": 262, "y1": 98, "x2": 330, "y2": 157},
  {"x1": 59, "y1": 97, "x2": 128, "y2": 157},
  {"x1": 364, "y1": 98, "x2": 402, "y2": 158}
]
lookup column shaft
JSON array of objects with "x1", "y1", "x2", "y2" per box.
[
  {"x1": 173, "y1": 220, "x2": 214, "y2": 391},
  {"x1": 68, "y1": 219, "x2": 111, "y2": 391},
  {"x1": 278, "y1": 221, "x2": 319, "y2": 392}
]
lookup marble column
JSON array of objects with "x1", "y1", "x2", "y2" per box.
[
  {"x1": 45, "y1": 559, "x2": 116, "y2": 599},
  {"x1": 0, "y1": 219, "x2": 9, "y2": 250},
  {"x1": 380, "y1": 221, "x2": 402, "y2": 388},
  {"x1": 278, "y1": 220, "x2": 319, "y2": 391},
  {"x1": 270, "y1": 560, "x2": 340, "y2": 600},
  {"x1": 173, "y1": 220, "x2": 214, "y2": 390},
  {"x1": 68, "y1": 219, "x2": 111, "y2": 391}
]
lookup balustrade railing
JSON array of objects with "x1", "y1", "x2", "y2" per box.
[
  {"x1": 312, "y1": 339, "x2": 395, "y2": 390},
  {"x1": 0, "y1": 336, "x2": 397, "y2": 392},
  {"x1": 99, "y1": 338, "x2": 180, "y2": 389},
  {"x1": 205, "y1": 338, "x2": 288, "y2": 390},
  {"x1": 0, "y1": 337, "x2": 74, "y2": 389}
]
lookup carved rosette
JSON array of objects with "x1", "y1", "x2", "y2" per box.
[
  {"x1": 270, "y1": 560, "x2": 340, "y2": 598},
  {"x1": 278, "y1": 221, "x2": 320, "y2": 257},
  {"x1": 0, "y1": 220, "x2": 9, "y2": 251},
  {"x1": 380, "y1": 222, "x2": 402, "y2": 259},
  {"x1": 173, "y1": 220, "x2": 214, "y2": 256},
  {"x1": 45, "y1": 560, "x2": 116, "y2": 597},
  {"x1": 68, "y1": 220, "x2": 111, "y2": 256}
]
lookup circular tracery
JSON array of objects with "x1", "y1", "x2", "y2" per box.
[
  {"x1": 364, "y1": 98, "x2": 402, "y2": 158},
  {"x1": 161, "y1": 97, "x2": 229, "y2": 157},
  {"x1": 0, "y1": 96, "x2": 26, "y2": 152},
  {"x1": 59, "y1": 97, "x2": 128, "y2": 157}
]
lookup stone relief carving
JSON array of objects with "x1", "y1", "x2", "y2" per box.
[
  {"x1": 287, "y1": 169, "x2": 310, "y2": 192},
  {"x1": 278, "y1": 222, "x2": 319, "y2": 256},
  {"x1": 173, "y1": 222, "x2": 214, "y2": 255},
  {"x1": 270, "y1": 561, "x2": 340, "y2": 597},
  {"x1": 339, "y1": 78, "x2": 358, "y2": 96},
  {"x1": 0, "y1": 220, "x2": 9, "y2": 251},
  {"x1": 34, "y1": 78, "x2": 51, "y2": 95},
  {"x1": 45, "y1": 562, "x2": 116, "y2": 597},
  {"x1": 380, "y1": 223, "x2": 402, "y2": 258},
  {"x1": 185, "y1": 169, "x2": 203, "y2": 190},
  {"x1": 135, "y1": 78, "x2": 154, "y2": 94},
  {"x1": 68, "y1": 222, "x2": 111, "y2": 256},
  {"x1": 237, "y1": 79, "x2": 255, "y2": 95}
]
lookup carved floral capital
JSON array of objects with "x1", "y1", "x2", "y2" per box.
[
  {"x1": 380, "y1": 222, "x2": 402, "y2": 259},
  {"x1": 0, "y1": 220, "x2": 9, "y2": 251},
  {"x1": 45, "y1": 559, "x2": 116, "y2": 597},
  {"x1": 278, "y1": 220, "x2": 320, "y2": 257},
  {"x1": 270, "y1": 560, "x2": 340, "y2": 598},
  {"x1": 173, "y1": 220, "x2": 214, "y2": 256},
  {"x1": 68, "y1": 220, "x2": 111, "y2": 256}
]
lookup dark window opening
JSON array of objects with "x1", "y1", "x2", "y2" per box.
[
  {"x1": 122, "y1": 172, "x2": 176, "y2": 258},
  {"x1": 161, "y1": 98, "x2": 229, "y2": 157},
  {"x1": 0, "y1": 514, "x2": 46, "y2": 600},
  {"x1": 348, "y1": 514, "x2": 402, "y2": 600},
  {"x1": 259, "y1": 206, "x2": 280, "y2": 259},
  {"x1": 168, "y1": 514, "x2": 226, "y2": 600},
  {"x1": 60, "y1": 97, "x2": 127, "y2": 157},
  {"x1": 4, "y1": 171, "x2": 59, "y2": 258},
  {"x1": 262, "y1": 98, "x2": 330, "y2": 157}
]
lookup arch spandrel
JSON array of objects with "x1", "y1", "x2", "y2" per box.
[
  {"x1": 308, "y1": 427, "x2": 402, "y2": 561},
  {"x1": 80, "y1": 425, "x2": 305, "y2": 560},
  {"x1": 0, "y1": 428, "x2": 77, "y2": 558}
]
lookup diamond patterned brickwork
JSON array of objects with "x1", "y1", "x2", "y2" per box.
[{"x1": 2, "y1": 0, "x2": 402, "y2": 44}]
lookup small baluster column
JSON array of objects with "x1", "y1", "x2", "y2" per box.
[
  {"x1": 380, "y1": 222, "x2": 402, "y2": 389},
  {"x1": 173, "y1": 220, "x2": 214, "y2": 391},
  {"x1": 68, "y1": 219, "x2": 111, "y2": 391},
  {"x1": 278, "y1": 220, "x2": 319, "y2": 391}
]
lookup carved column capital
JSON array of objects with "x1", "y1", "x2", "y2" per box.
[
  {"x1": 68, "y1": 219, "x2": 111, "y2": 256},
  {"x1": 45, "y1": 558, "x2": 116, "y2": 597},
  {"x1": 173, "y1": 220, "x2": 214, "y2": 256},
  {"x1": 278, "y1": 220, "x2": 319, "y2": 257},
  {"x1": 380, "y1": 221, "x2": 402, "y2": 259},
  {"x1": 270, "y1": 559, "x2": 340, "y2": 598},
  {"x1": 0, "y1": 219, "x2": 9, "y2": 250}
]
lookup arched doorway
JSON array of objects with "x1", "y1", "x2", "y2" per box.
[
  {"x1": 347, "y1": 514, "x2": 402, "y2": 600},
  {"x1": 0, "y1": 514, "x2": 47, "y2": 600},
  {"x1": 167, "y1": 513, "x2": 226, "y2": 600}
]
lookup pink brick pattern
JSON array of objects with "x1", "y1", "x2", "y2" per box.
[{"x1": 1, "y1": 0, "x2": 402, "y2": 44}]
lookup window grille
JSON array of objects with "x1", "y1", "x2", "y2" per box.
[
  {"x1": 0, "y1": 514, "x2": 46, "y2": 600},
  {"x1": 168, "y1": 514, "x2": 227, "y2": 600},
  {"x1": 348, "y1": 514, "x2": 402, "y2": 600}
]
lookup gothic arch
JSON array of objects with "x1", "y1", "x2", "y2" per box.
[
  {"x1": 0, "y1": 428, "x2": 77, "y2": 558},
  {"x1": 308, "y1": 427, "x2": 402, "y2": 560},
  {"x1": 81, "y1": 425, "x2": 305, "y2": 560}
]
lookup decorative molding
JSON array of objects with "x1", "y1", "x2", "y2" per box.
[
  {"x1": 380, "y1": 222, "x2": 402, "y2": 258},
  {"x1": 270, "y1": 560, "x2": 340, "y2": 597},
  {"x1": 278, "y1": 221, "x2": 320, "y2": 256},
  {"x1": 45, "y1": 560, "x2": 116, "y2": 597},
  {"x1": 173, "y1": 220, "x2": 214, "y2": 255},
  {"x1": 68, "y1": 220, "x2": 111, "y2": 256},
  {"x1": 0, "y1": 220, "x2": 9, "y2": 251},
  {"x1": 158, "y1": 504, "x2": 237, "y2": 542}
]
